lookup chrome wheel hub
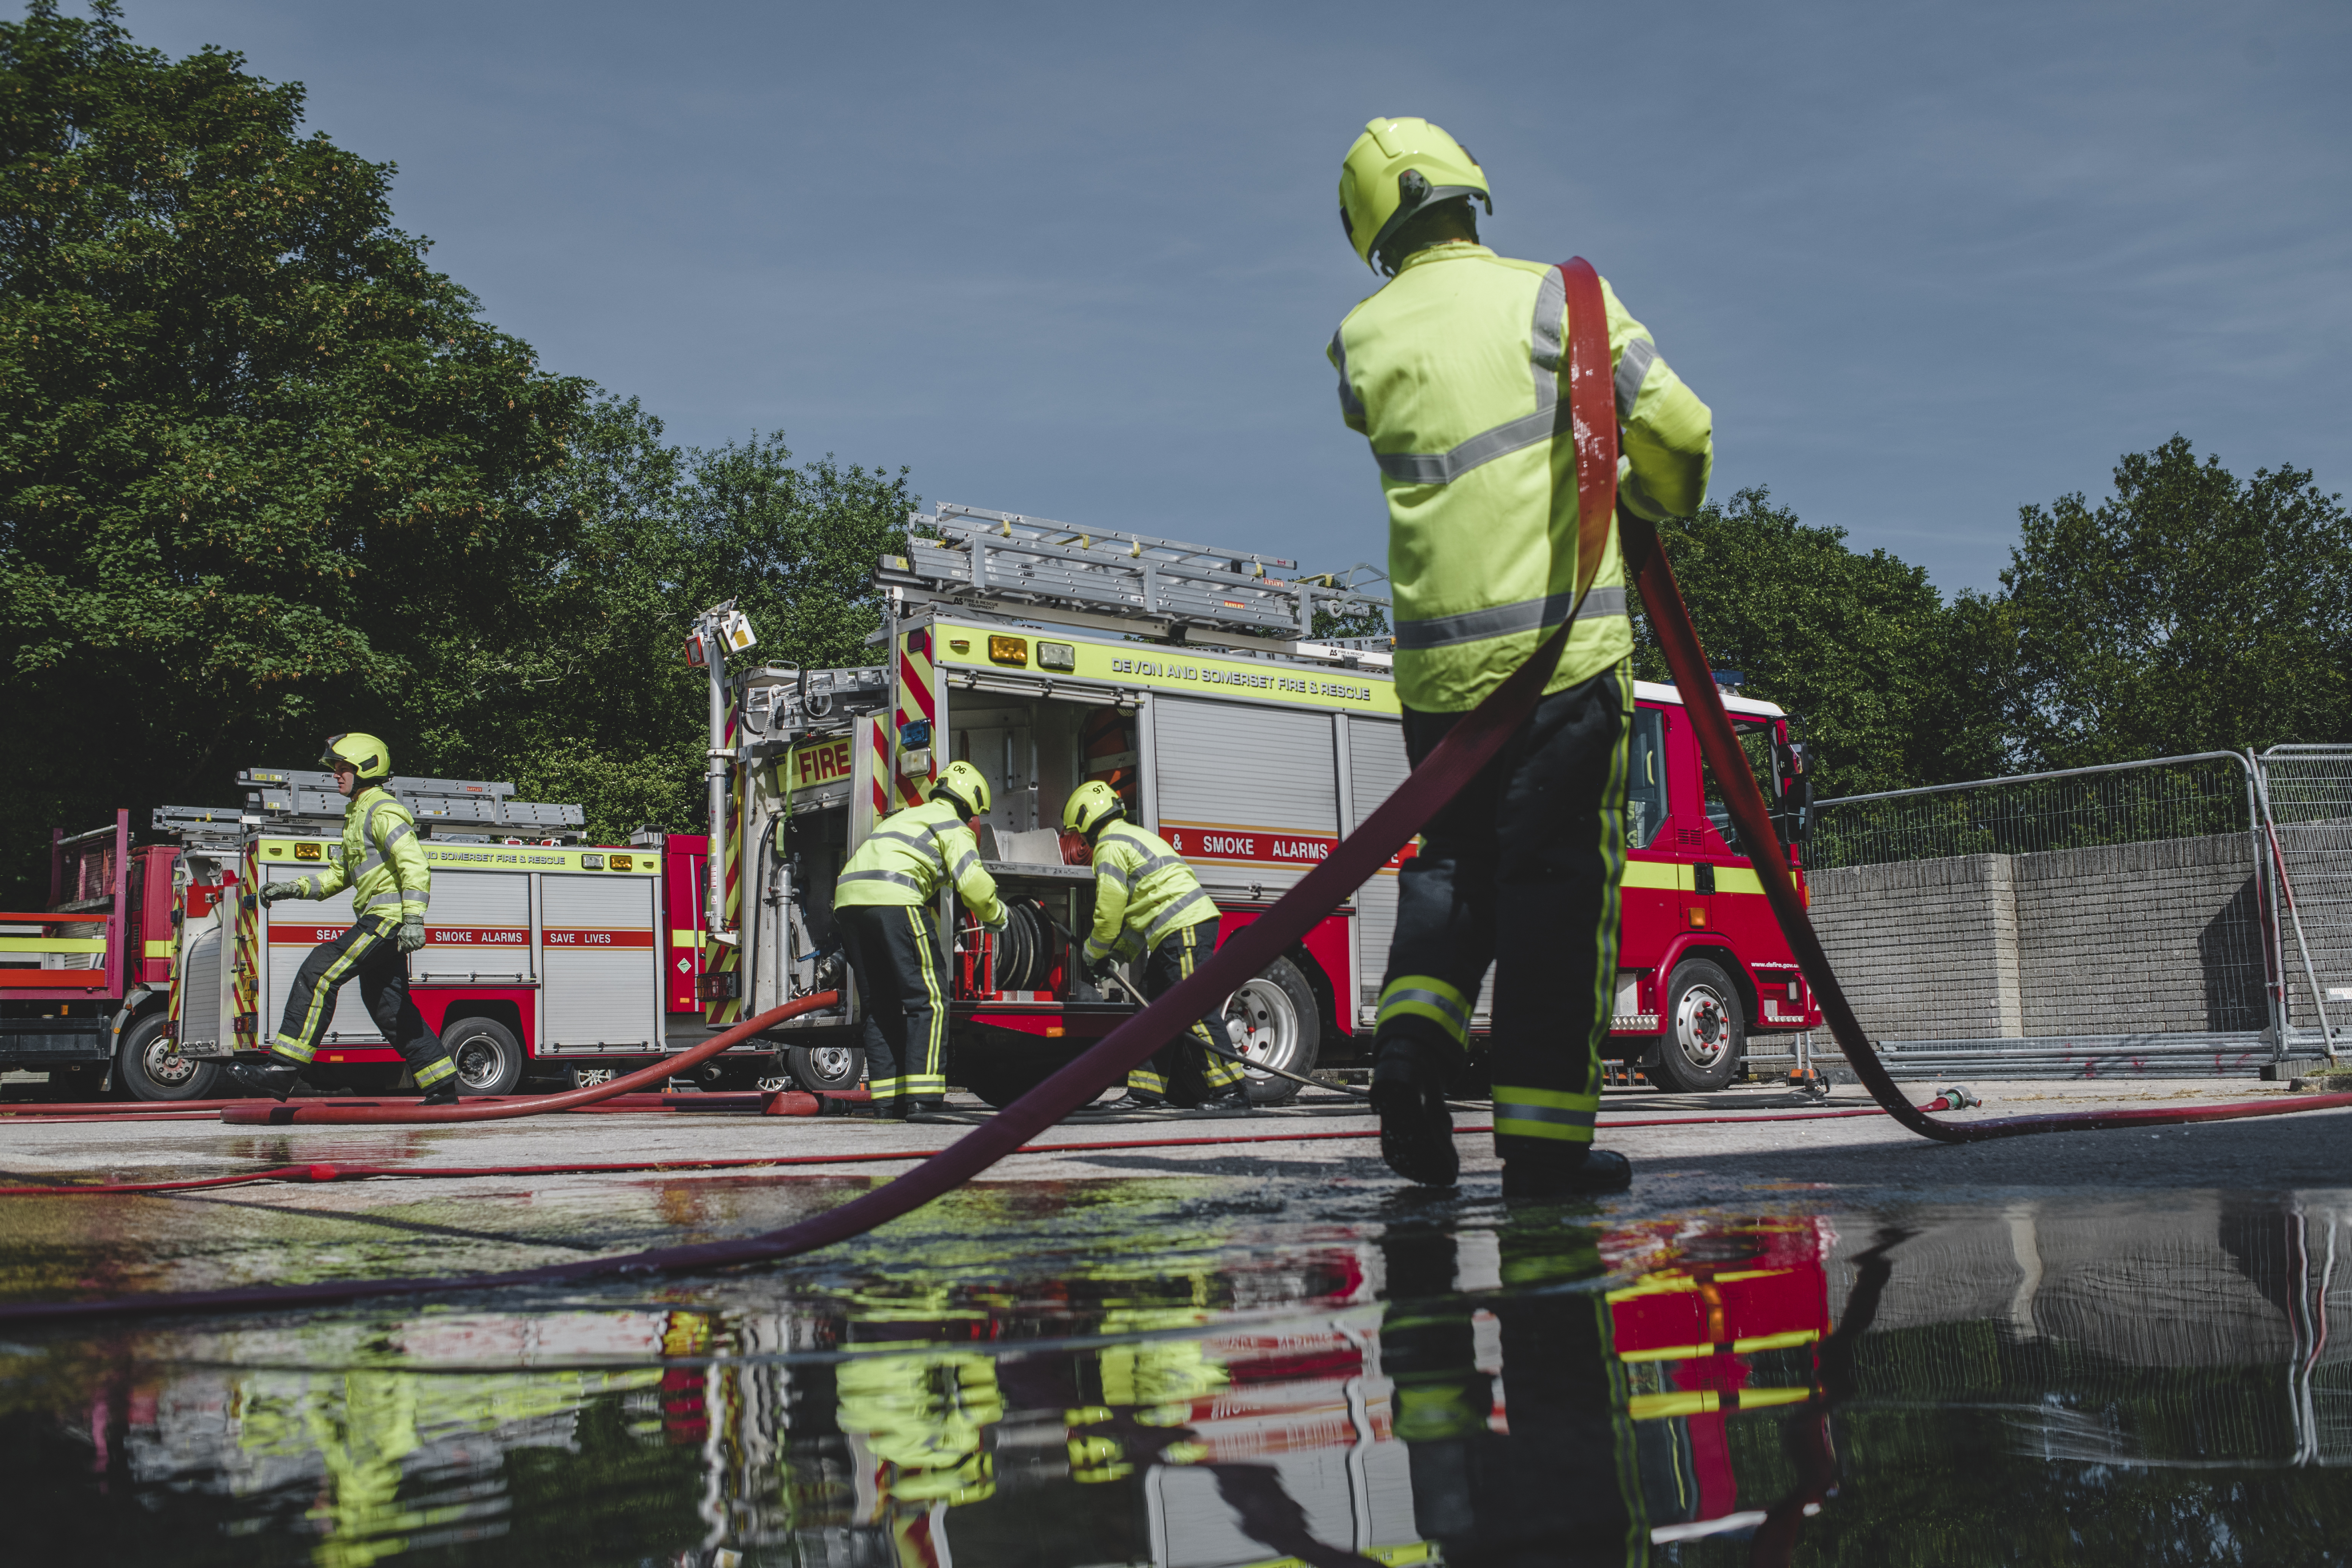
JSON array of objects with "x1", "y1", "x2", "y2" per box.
[
  {"x1": 144, "y1": 1036, "x2": 198, "y2": 1086},
  {"x1": 1225, "y1": 978, "x2": 1298, "y2": 1075},
  {"x1": 1672, "y1": 985, "x2": 1731, "y2": 1067},
  {"x1": 453, "y1": 1036, "x2": 506, "y2": 1089}
]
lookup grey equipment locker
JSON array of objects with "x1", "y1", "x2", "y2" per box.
[
  {"x1": 539, "y1": 873, "x2": 661, "y2": 1050},
  {"x1": 1151, "y1": 696, "x2": 1339, "y2": 901}
]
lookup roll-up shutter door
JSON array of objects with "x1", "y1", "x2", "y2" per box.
[
  {"x1": 1344, "y1": 716, "x2": 1493, "y2": 1026},
  {"x1": 543, "y1": 879, "x2": 663, "y2": 1048},
  {"x1": 413, "y1": 870, "x2": 533, "y2": 983},
  {"x1": 541, "y1": 875, "x2": 659, "y2": 1048},
  {"x1": 263, "y1": 891, "x2": 383, "y2": 1044},
  {"x1": 1154, "y1": 697, "x2": 1337, "y2": 899},
  {"x1": 177, "y1": 927, "x2": 223, "y2": 1052}
]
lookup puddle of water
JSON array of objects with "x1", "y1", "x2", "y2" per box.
[{"x1": 4, "y1": 1186, "x2": 2350, "y2": 1565}]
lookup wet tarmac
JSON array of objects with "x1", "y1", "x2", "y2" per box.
[{"x1": 3, "y1": 1080, "x2": 2349, "y2": 1565}]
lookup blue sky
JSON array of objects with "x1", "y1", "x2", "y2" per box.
[{"x1": 127, "y1": 0, "x2": 2350, "y2": 596}]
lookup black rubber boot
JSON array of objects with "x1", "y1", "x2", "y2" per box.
[
  {"x1": 1197, "y1": 1087, "x2": 1258, "y2": 1115},
  {"x1": 1501, "y1": 1146, "x2": 1633, "y2": 1200},
  {"x1": 416, "y1": 1080, "x2": 460, "y2": 1107},
  {"x1": 1088, "y1": 1093, "x2": 1168, "y2": 1116},
  {"x1": 224, "y1": 1060, "x2": 302, "y2": 1102},
  {"x1": 1370, "y1": 1038, "x2": 1457, "y2": 1187}
]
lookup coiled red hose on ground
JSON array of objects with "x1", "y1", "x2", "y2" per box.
[
  {"x1": 210, "y1": 995, "x2": 842, "y2": 1124},
  {"x1": 6, "y1": 308, "x2": 2349, "y2": 1314},
  {"x1": 2, "y1": 1104, "x2": 1991, "y2": 1198},
  {"x1": 0, "y1": 616, "x2": 1576, "y2": 1323}
]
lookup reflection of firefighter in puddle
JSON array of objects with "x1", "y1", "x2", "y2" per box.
[
  {"x1": 835, "y1": 1277, "x2": 1390, "y2": 1567},
  {"x1": 1378, "y1": 1223, "x2": 1645, "y2": 1566},
  {"x1": 836, "y1": 1347, "x2": 1007, "y2": 1560}
]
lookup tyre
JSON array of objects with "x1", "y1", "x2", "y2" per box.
[
  {"x1": 443, "y1": 1016, "x2": 525, "y2": 1096},
  {"x1": 1648, "y1": 957, "x2": 1744, "y2": 1093},
  {"x1": 785, "y1": 1041, "x2": 865, "y2": 1094},
  {"x1": 1223, "y1": 955, "x2": 1322, "y2": 1105},
  {"x1": 117, "y1": 1013, "x2": 223, "y2": 1102},
  {"x1": 962, "y1": 1054, "x2": 1053, "y2": 1110},
  {"x1": 566, "y1": 1064, "x2": 622, "y2": 1091}
]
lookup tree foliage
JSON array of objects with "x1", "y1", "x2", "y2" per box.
[
  {"x1": 0, "y1": 1, "x2": 582, "y2": 896},
  {"x1": 1993, "y1": 436, "x2": 2352, "y2": 770},
  {"x1": 1631, "y1": 488, "x2": 2003, "y2": 797},
  {"x1": 406, "y1": 395, "x2": 914, "y2": 844},
  {"x1": 1632, "y1": 444, "x2": 2349, "y2": 802}
]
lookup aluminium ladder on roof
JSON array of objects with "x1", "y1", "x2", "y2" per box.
[{"x1": 879, "y1": 503, "x2": 1389, "y2": 645}]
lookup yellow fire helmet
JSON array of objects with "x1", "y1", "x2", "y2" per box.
[
  {"x1": 1062, "y1": 779, "x2": 1125, "y2": 838},
  {"x1": 928, "y1": 759, "x2": 993, "y2": 819},
  {"x1": 319, "y1": 731, "x2": 392, "y2": 782},
  {"x1": 1338, "y1": 116, "x2": 1492, "y2": 274}
]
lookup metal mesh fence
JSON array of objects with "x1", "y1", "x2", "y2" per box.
[
  {"x1": 1800, "y1": 752, "x2": 2272, "y2": 1078},
  {"x1": 1810, "y1": 752, "x2": 2257, "y2": 871},
  {"x1": 2254, "y1": 745, "x2": 2352, "y2": 1048}
]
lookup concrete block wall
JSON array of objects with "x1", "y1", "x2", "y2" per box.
[
  {"x1": 2011, "y1": 834, "x2": 2265, "y2": 1034},
  {"x1": 1807, "y1": 832, "x2": 2264, "y2": 1042},
  {"x1": 1807, "y1": 855, "x2": 2024, "y2": 1040}
]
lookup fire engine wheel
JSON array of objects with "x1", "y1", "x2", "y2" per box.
[
  {"x1": 962, "y1": 1055, "x2": 1053, "y2": 1110},
  {"x1": 443, "y1": 1017, "x2": 525, "y2": 1097},
  {"x1": 1650, "y1": 957, "x2": 1745, "y2": 1094},
  {"x1": 1224, "y1": 956, "x2": 1321, "y2": 1105},
  {"x1": 783, "y1": 1042, "x2": 865, "y2": 1094},
  {"x1": 117, "y1": 1013, "x2": 223, "y2": 1102}
]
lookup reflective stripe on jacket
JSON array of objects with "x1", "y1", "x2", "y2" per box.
[
  {"x1": 1328, "y1": 242, "x2": 1713, "y2": 711},
  {"x1": 1086, "y1": 820, "x2": 1217, "y2": 965},
  {"x1": 294, "y1": 785, "x2": 431, "y2": 921},
  {"x1": 835, "y1": 798, "x2": 1005, "y2": 922}
]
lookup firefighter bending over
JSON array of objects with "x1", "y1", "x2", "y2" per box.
[
  {"x1": 1065, "y1": 782, "x2": 1254, "y2": 1115},
  {"x1": 834, "y1": 760, "x2": 1006, "y2": 1119},
  {"x1": 225, "y1": 733, "x2": 461, "y2": 1103},
  {"x1": 1329, "y1": 118, "x2": 1713, "y2": 1197}
]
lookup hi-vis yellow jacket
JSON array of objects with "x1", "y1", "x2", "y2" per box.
[
  {"x1": 289, "y1": 785, "x2": 432, "y2": 922},
  {"x1": 1085, "y1": 820, "x2": 1217, "y2": 965},
  {"x1": 1328, "y1": 243, "x2": 1713, "y2": 712},
  {"x1": 835, "y1": 797, "x2": 1005, "y2": 923}
]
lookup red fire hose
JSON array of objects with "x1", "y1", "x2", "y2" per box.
[
  {"x1": 4, "y1": 262, "x2": 2347, "y2": 1322},
  {"x1": 2, "y1": 1105, "x2": 1982, "y2": 1198},
  {"x1": 208, "y1": 995, "x2": 844, "y2": 1125},
  {"x1": 1623, "y1": 523, "x2": 2352, "y2": 1138}
]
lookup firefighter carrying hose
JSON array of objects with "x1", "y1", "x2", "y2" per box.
[
  {"x1": 1064, "y1": 781, "x2": 1254, "y2": 1115},
  {"x1": 835, "y1": 760, "x2": 1006, "y2": 1119},
  {"x1": 1329, "y1": 118, "x2": 1713, "y2": 1197},
  {"x1": 224, "y1": 733, "x2": 461, "y2": 1103}
]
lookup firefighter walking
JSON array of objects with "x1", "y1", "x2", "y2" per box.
[
  {"x1": 225, "y1": 733, "x2": 460, "y2": 1103},
  {"x1": 1329, "y1": 118, "x2": 1713, "y2": 1197},
  {"x1": 1064, "y1": 782, "x2": 1254, "y2": 1115},
  {"x1": 834, "y1": 760, "x2": 1007, "y2": 1119}
]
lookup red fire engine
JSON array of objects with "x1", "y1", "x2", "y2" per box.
[{"x1": 690, "y1": 504, "x2": 1820, "y2": 1104}]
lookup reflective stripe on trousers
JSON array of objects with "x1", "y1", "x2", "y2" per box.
[
  {"x1": 1378, "y1": 667, "x2": 1631, "y2": 1155},
  {"x1": 270, "y1": 914, "x2": 452, "y2": 1083},
  {"x1": 1127, "y1": 918, "x2": 1244, "y2": 1100}
]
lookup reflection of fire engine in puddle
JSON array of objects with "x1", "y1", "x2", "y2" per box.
[
  {"x1": 833, "y1": 1216, "x2": 1834, "y2": 1564},
  {"x1": 71, "y1": 1218, "x2": 1834, "y2": 1566}
]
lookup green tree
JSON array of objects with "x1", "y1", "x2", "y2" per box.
[
  {"x1": 1996, "y1": 435, "x2": 2352, "y2": 770},
  {"x1": 0, "y1": 1, "x2": 583, "y2": 902},
  {"x1": 1631, "y1": 487, "x2": 1999, "y2": 798},
  {"x1": 409, "y1": 395, "x2": 914, "y2": 843}
]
